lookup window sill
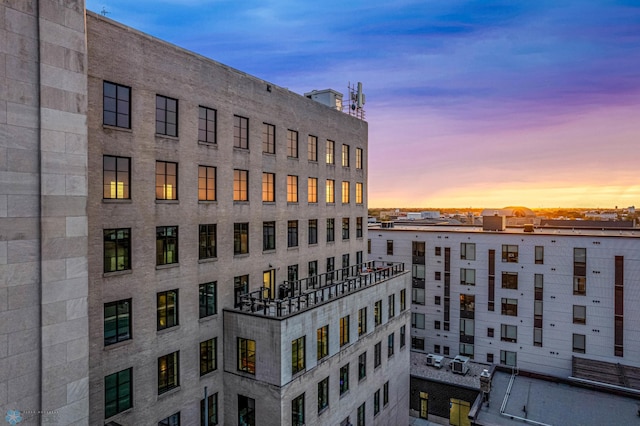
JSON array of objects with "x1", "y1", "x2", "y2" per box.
[
  {"x1": 104, "y1": 338, "x2": 133, "y2": 350},
  {"x1": 102, "y1": 124, "x2": 132, "y2": 133},
  {"x1": 233, "y1": 147, "x2": 249, "y2": 152},
  {"x1": 103, "y1": 198, "x2": 132, "y2": 204},
  {"x1": 157, "y1": 386, "x2": 181, "y2": 399},
  {"x1": 198, "y1": 314, "x2": 218, "y2": 323},
  {"x1": 199, "y1": 368, "x2": 218, "y2": 379},
  {"x1": 198, "y1": 140, "x2": 217, "y2": 147},
  {"x1": 105, "y1": 407, "x2": 133, "y2": 422},
  {"x1": 157, "y1": 325, "x2": 180, "y2": 335},
  {"x1": 308, "y1": 202, "x2": 318, "y2": 206},
  {"x1": 263, "y1": 201, "x2": 275, "y2": 205},
  {"x1": 155, "y1": 134, "x2": 179, "y2": 142},
  {"x1": 287, "y1": 247, "x2": 299, "y2": 251},
  {"x1": 103, "y1": 269, "x2": 132, "y2": 278},
  {"x1": 287, "y1": 156, "x2": 299, "y2": 160},
  {"x1": 233, "y1": 201, "x2": 249, "y2": 204},
  {"x1": 262, "y1": 152, "x2": 275, "y2": 156},
  {"x1": 263, "y1": 249, "x2": 276, "y2": 254},
  {"x1": 287, "y1": 202, "x2": 299, "y2": 205},
  {"x1": 198, "y1": 257, "x2": 218, "y2": 264},
  {"x1": 156, "y1": 263, "x2": 179, "y2": 270},
  {"x1": 234, "y1": 253, "x2": 250, "y2": 259},
  {"x1": 156, "y1": 199, "x2": 179, "y2": 204},
  {"x1": 198, "y1": 200, "x2": 217, "y2": 204}
]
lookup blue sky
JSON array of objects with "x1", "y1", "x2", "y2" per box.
[{"x1": 87, "y1": 0, "x2": 640, "y2": 207}]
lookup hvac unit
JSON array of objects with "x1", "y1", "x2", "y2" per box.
[
  {"x1": 425, "y1": 354, "x2": 444, "y2": 369},
  {"x1": 451, "y1": 355, "x2": 470, "y2": 375}
]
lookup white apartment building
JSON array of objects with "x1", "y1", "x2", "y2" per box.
[{"x1": 369, "y1": 223, "x2": 640, "y2": 379}]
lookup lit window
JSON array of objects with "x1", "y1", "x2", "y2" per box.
[
  {"x1": 157, "y1": 289, "x2": 178, "y2": 330},
  {"x1": 262, "y1": 172, "x2": 275, "y2": 202},
  {"x1": 307, "y1": 178, "x2": 317, "y2": 203},
  {"x1": 234, "y1": 169, "x2": 248, "y2": 201},
  {"x1": 156, "y1": 161, "x2": 177, "y2": 200},
  {"x1": 103, "y1": 155, "x2": 130, "y2": 199},
  {"x1": 292, "y1": 336, "x2": 305, "y2": 374},
  {"x1": 104, "y1": 228, "x2": 130, "y2": 273},
  {"x1": 200, "y1": 393, "x2": 218, "y2": 426},
  {"x1": 200, "y1": 338, "x2": 217, "y2": 376},
  {"x1": 342, "y1": 181, "x2": 350, "y2": 203},
  {"x1": 356, "y1": 147, "x2": 363, "y2": 169},
  {"x1": 238, "y1": 338, "x2": 256, "y2": 374},
  {"x1": 356, "y1": 182, "x2": 363, "y2": 204},
  {"x1": 342, "y1": 144, "x2": 350, "y2": 167},
  {"x1": 340, "y1": 315, "x2": 349, "y2": 346},
  {"x1": 326, "y1": 179, "x2": 335, "y2": 203},
  {"x1": 287, "y1": 129, "x2": 298, "y2": 158},
  {"x1": 287, "y1": 175, "x2": 298, "y2": 203},
  {"x1": 317, "y1": 325, "x2": 329, "y2": 360},
  {"x1": 326, "y1": 140, "x2": 335, "y2": 164},
  {"x1": 158, "y1": 351, "x2": 179, "y2": 394}
]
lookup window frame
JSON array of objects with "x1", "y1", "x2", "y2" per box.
[
  {"x1": 237, "y1": 337, "x2": 256, "y2": 374},
  {"x1": 234, "y1": 223, "x2": 249, "y2": 255},
  {"x1": 156, "y1": 226, "x2": 178, "y2": 266},
  {"x1": 155, "y1": 160, "x2": 178, "y2": 200},
  {"x1": 502, "y1": 244, "x2": 519, "y2": 263},
  {"x1": 155, "y1": 94, "x2": 178, "y2": 137},
  {"x1": 198, "y1": 224, "x2": 217, "y2": 259},
  {"x1": 198, "y1": 105, "x2": 217, "y2": 144},
  {"x1": 500, "y1": 324, "x2": 517, "y2": 343},
  {"x1": 288, "y1": 220, "x2": 299, "y2": 248},
  {"x1": 157, "y1": 289, "x2": 179, "y2": 331},
  {"x1": 233, "y1": 115, "x2": 249, "y2": 149},
  {"x1": 200, "y1": 337, "x2": 217, "y2": 376},
  {"x1": 233, "y1": 169, "x2": 249, "y2": 202},
  {"x1": 262, "y1": 122, "x2": 275, "y2": 154},
  {"x1": 103, "y1": 81, "x2": 131, "y2": 129},
  {"x1": 104, "y1": 299, "x2": 132, "y2": 346},
  {"x1": 287, "y1": 175, "x2": 299, "y2": 203},
  {"x1": 104, "y1": 368, "x2": 132, "y2": 419},
  {"x1": 103, "y1": 155, "x2": 130, "y2": 199},
  {"x1": 104, "y1": 228, "x2": 131, "y2": 273},
  {"x1": 292, "y1": 336, "x2": 306, "y2": 375},
  {"x1": 308, "y1": 219, "x2": 318, "y2": 245},
  {"x1": 198, "y1": 165, "x2": 216, "y2": 201},
  {"x1": 501, "y1": 272, "x2": 518, "y2": 289},
  {"x1": 262, "y1": 172, "x2": 275, "y2": 202},
  {"x1": 199, "y1": 282, "x2": 217, "y2": 318},
  {"x1": 573, "y1": 305, "x2": 586, "y2": 324},
  {"x1": 287, "y1": 129, "x2": 299, "y2": 158},
  {"x1": 308, "y1": 135, "x2": 318, "y2": 161},
  {"x1": 263, "y1": 221, "x2": 276, "y2": 251},
  {"x1": 157, "y1": 351, "x2": 180, "y2": 394},
  {"x1": 326, "y1": 179, "x2": 335, "y2": 203}
]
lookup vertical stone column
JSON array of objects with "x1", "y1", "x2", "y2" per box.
[{"x1": 38, "y1": 0, "x2": 89, "y2": 424}]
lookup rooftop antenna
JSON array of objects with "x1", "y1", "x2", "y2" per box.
[{"x1": 101, "y1": 6, "x2": 109, "y2": 16}]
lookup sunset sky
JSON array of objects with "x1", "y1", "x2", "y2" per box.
[{"x1": 87, "y1": 0, "x2": 640, "y2": 208}]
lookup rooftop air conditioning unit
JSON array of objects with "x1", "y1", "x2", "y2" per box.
[
  {"x1": 451, "y1": 355, "x2": 470, "y2": 375},
  {"x1": 425, "y1": 354, "x2": 444, "y2": 369}
]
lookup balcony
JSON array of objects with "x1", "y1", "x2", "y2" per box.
[{"x1": 235, "y1": 261, "x2": 405, "y2": 318}]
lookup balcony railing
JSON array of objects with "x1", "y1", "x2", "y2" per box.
[{"x1": 235, "y1": 261, "x2": 405, "y2": 318}]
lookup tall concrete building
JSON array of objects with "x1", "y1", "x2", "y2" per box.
[{"x1": 1, "y1": 1, "x2": 410, "y2": 425}]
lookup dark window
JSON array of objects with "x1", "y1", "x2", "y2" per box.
[
  {"x1": 234, "y1": 275, "x2": 248, "y2": 308},
  {"x1": 287, "y1": 129, "x2": 299, "y2": 158},
  {"x1": 435, "y1": 296, "x2": 441, "y2": 305},
  {"x1": 356, "y1": 148, "x2": 363, "y2": 169},
  {"x1": 500, "y1": 350, "x2": 516, "y2": 366},
  {"x1": 263, "y1": 221, "x2": 276, "y2": 251},
  {"x1": 411, "y1": 337, "x2": 425, "y2": 350},
  {"x1": 356, "y1": 217, "x2": 363, "y2": 238},
  {"x1": 342, "y1": 217, "x2": 350, "y2": 240},
  {"x1": 103, "y1": 155, "x2": 130, "y2": 199},
  {"x1": 340, "y1": 364, "x2": 349, "y2": 394},
  {"x1": 201, "y1": 393, "x2": 218, "y2": 426},
  {"x1": 308, "y1": 260, "x2": 317, "y2": 278},
  {"x1": 288, "y1": 220, "x2": 299, "y2": 247},
  {"x1": 387, "y1": 240, "x2": 394, "y2": 255},
  {"x1": 374, "y1": 341, "x2": 382, "y2": 367},
  {"x1": 158, "y1": 351, "x2": 179, "y2": 394},
  {"x1": 199, "y1": 224, "x2": 216, "y2": 259},
  {"x1": 487, "y1": 328, "x2": 494, "y2": 338},
  {"x1": 487, "y1": 353, "x2": 494, "y2": 363},
  {"x1": 443, "y1": 346, "x2": 450, "y2": 356},
  {"x1": 435, "y1": 320, "x2": 441, "y2": 330},
  {"x1": 103, "y1": 81, "x2": 131, "y2": 128},
  {"x1": 317, "y1": 325, "x2": 329, "y2": 360},
  {"x1": 104, "y1": 228, "x2": 130, "y2": 273},
  {"x1": 157, "y1": 290, "x2": 178, "y2": 330},
  {"x1": 500, "y1": 324, "x2": 517, "y2": 343},
  {"x1": 435, "y1": 271, "x2": 441, "y2": 280},
  {"x1": 502, "y1": 244, "x2": 518, "y2": 263},
  {"x1": 388, "y1": 333, "x2": 395, "y2": 357},
  {"x1": 535, "y1": 246, "x2": 544, "y2": 264},
  {"x1": 238, "y1": 338, "x2": 256, "y2": 374},
  {"x1": 501, "y1": 298, "x2": 518, "y2": 316},
  {"x1": 156, "y1": 161, "x2": 178, "y2": 200},
  {"x1": 326, "y1": 218, "x2": 335, "y2": 242},
  {"x1": 357, "y1": 403, "x2": 365, "y2": 426},
  {"x1": 374, "y1": 300, "x2": 382, "y2": 326},
  {"x1": 104, "y1": 299, "x2": 131, "y2": 346},
  {"x1": 200, "y1": 338, "x2": 217, "y2": 376},
  {"x1": 573, "y1": 305, "x2": 586, "y2": 324},
  {"x1": 358, "y1": 308, "x2": 367, "y2": 336},
  {"x1": 400, "y1": 325, "x2": 406, "y2": 348},
  {"x1": 156, "y1": 226, "x2": 178, "y2": 265},
  {"x1": 199, "y1": 282, "x2": 216, "y2": 318},
  {"x1": 104, "y1": 368, "x2": 132, "y2": 418},
  {"x1": 308, "y1": 135, "x2": 318, "y2": 161},
  {"x1": 574, "y1": 248, "x2": 587, "y2": 295},
  {"x1": 460, "y1": 268, "x2": 476, "y2": 285},
  {"x1": 156, "y1": 95, "x2": 178, "y2": 137},
  {"x1": 501, "y1": 272, "x2": 518, "y2": 289},
  {"x1": 198, "y1": 106, "x2": 216, "y2": 143},
  {"x1": 308, "y1": 219, "x2": 318, "y2": 245},
  {"x1": 342, "y1": 253, "x2": 349, "y2": 269},
  {"x1": 318, "y1": 377, "x2": 329, "y2": 412},
  {"x1": 388, "y1": 294, "x2": 395, "y2": 318},
  {"x1": 292, "y1": 393, "x2": 304, "y2": 426},
  {"x1": 262, "y1": 122, "x2": 275, "y2": 153},
  {"x1": 460, "y1": 243, "x2": 475, "y2": 260},
  {"x1": 234, "y1": 115, "x2": 248, "y2": 149},
  {"x1": 435, "y1": 246, "x2": 441, "y2": 256},
  {"x1": 342, "y1": 144, "x2": 350, "y2": 167},
  {"x1": 238, "y1": 395, "x2": 255, "y2": 426},
  {"x1": 374, "y1": 389, "x2": 380, "y2": 415},
  {"x1": 400, "y1": 289, "x2": 406, "y2": 311},
  {"x1": 358, "y1": 352, "x2": 367, "y2": 380},
  {"x1": 234, "y1": 223, "x2": 249, "y2": 255},
  {"x1": 573, "y1": 334, "x2": 586, "y2": 353},
  {"x1": 384, "y1": 381, "x2": 389, "y2": 405},
  {"x1": 233, "y1": 169, "x2": 248, "y2": 201},
  {"x1": 198, "y1": 166, "x2": 216, "y2": 201}
]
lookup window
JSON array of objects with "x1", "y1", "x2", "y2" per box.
[
  {"x1": 308, "y1": 260, "x2": 317, "y2": 278},
  {"x1": 305, "y1": 177, "x2": 318, "y2": 203},
  {"x1": 573, "y1": 305, "x2": 586, "y2": 324},
  {"x1": 572, "y1": 333, "x2": 585, "y2": 354},
  {"x1": 386, "y1": 239, "x2": 394, "y2": 255},
  {"x1": 374, "y1": 300, "x2": 383, "y2": 326},
  {"x1": 200, "y1": 338, "x2": 217, "y2": 376},
  {"x1": 400, "y1": 325, "x2": 406, "y2": 348},
  {"x1": 156, "y1": 161, "x2": 177, "y2": 200},
  {"x1": 340, "y1": 315, "x2": 349, "y2": 346},
  {"x1": 104, "y1": 228, "x2": 130, "y2": 273},
  {"x1": 308, "y1": 219, "x2": 318, "y2": 245},
  {"x1": 326, "y1": 257, "x2": 335, "y2": 280},
  {"x1": 501, "y1": 298, "x2": 518, "y2": 316},
  {"x1": 574, "y1": 248, "x2": 587, "y2": 295},
  {"x1": 156, "y1": 226, "x2": 178, "y2": 265},
  {"x1": 287, "y1": 129, "x2": 298, "y2": 158},
  {"x1": 317, "y1": 325, "x2": 329, "y2": 360},
  {"x1": 199, "y1": 282, "x2": 216, "y2": 318},
  {"x1": 486, "y1": 353, "x2": 494, "y2": 363},
  {"x1": 356, "y1": 148, "x2": 363, "y2": 169},
  {"x1": 103, "y1": 81, "x2": 130, "y2": 128},
  {"x1": 199, "y1": 224, "x2": 217, "y2": 259},
  {"x1": 357, "y1": 403, "x2": 365, "y2": 426},
  {"x1": 233, "y1": 169, "x2": 248, "y2": 201},
  {"x1": 358, "y1": 352, "x2": 367, "y2": 380},
  {"x1": 435, "y1": 296, "x2": 441, "y2": 305},
  {"x1": 262, "y1": 172, "x2": 275, "y2": 202},
  {"x1": 435, "y1": 271, "x2": 441, "y2": 280},
  {"x1": 292, "y1": 336, "x2": 306, "y2": 374},
  {"x1": 158, "y1": 351, "x2": 179, "y2": 394},
  {"x1": 434, "y1": 321, "x2": 441, "y2": 330},
  {"x1": 288, "y1": 220, "x2": 299, "y2": 247},
  {"x1": 342, "y1": 144, "x2": 350, "y2": 167},
  {"x1": 435, "y1": 246, "x2": 442, "y2": 256},
  {"x1": 487, "y1": 327, "x2": 494, "y2": 338},
  {"x1": 374, "y1": 389, "x2": 380, "y2": 415},
  {"x1": 340, "y1": 364, "x2": 349, "y2": 394},
  {"x1": 460, "y1": 243, "x2": 476, "y2": 260},
  {"x1": 238, "y1": 338, "x2": 256, "y2": 374},
  {"x1": 388, "y1": 294, "x2": 395, "y2": 318},
  {"x1": 238, "y1": 395, "x2": 255, "y2": 426},
  {"x1": 103, "y1": 155, "x2": 130, "y2": 199},
  {"x1": 412, "y1": 337, "x2": 425, "y2": 350},
  {"x1": 233, "y1": 115, "x2": 248, "y2": 149},
  {"x1": 502, "y1": 272, "x2": 518, "y2": 289},
  {"x1": 326, "y1": 218, "x2": 335, "y2": 242},
  {"x1": 460, "y1": 268, "x2": 476, "y2": 285},
  {"x1": 500, "y1": 324, "x2": 517, "y2": 343},
  {"x1": 291, "y1": 393, "x2": 304, "y2": 425},
  {"x1": 502, "y1": 244, "x2": 518, "y2": 262},
  {"x1": 157, "y1": 290, "x2": 178, "y2": 330},
  {"x1": 234, "y1": 223, "x2": 249, "y2": 255},
  {"x1": 356, "y1": 182, "x2": 363, "y2": 204},
  {"x1": 388, "y1": 333, "x2": 395, "y2": 357},
  {"x1": 156, "y1": 95, "x2": 178, "y2": 136},
  {"x1": 262, "y1": 122, "x2": 275, "y2": 153},
  {"x1": 104, "y1": 299, "x2": 131, "y2": 346},
  {"x1": 341, "y1": 181, "x2": 350, "y2": 203},
  {"x1": 261, "y1": 221, "x2": 276, "y2": 251},
  {"x1": 412, "y1": 288, "x2": 425, "y2": 305},
  {"x1": 374, "y1": 342, "x2": 382, "y2": 367},
  {"x1": 342, "y1": 253, "x2": 349, "y2": 269},
  {"x1": 326, "y1": 140, "x2": 335, "y2": 164},
  {"x1": 384, "y1": 382, "x2": 390, "y2": 406},
  {"x1": 342, "y1": 217, "x2": 350, "y2": 240},
  {"x1": 535, "y1": 246, "x2": 544, "y2": 264},
  {"x1": 358, "y1": 307, "x2": 367, "y2": 336},
  {"x1": 500, "y1": 350, "x2": 517, "y2": 366},
  {"x1": 308, "y1": 135, "x2": 318, "y2": 161},
  {"x1": 287, "y1": 175, "x2": 298, "y2": 202},
  {"x1": 198, "y1": 166, "x2": 216, "y2": 201},
  {"x1": 234, "y1": 275, "x2": 249, "y2": 308},
  {"x1": 443, "y1": 346, "x2": 450, "y2": 356},
  {"x1": 400, "y1": 289, "x2": 406, "y2": 311},
  {"x1": 356, "y1": 217, "x2": 363, "y2": 238},
  {"x1": 201, "y1": 393, "x2": 218, "y2": 426},
  {"x1": 318, "y1": 377, "x2": 329, "y2": 412},
  {"x1": 368, "y1": 239, "x2": 371, "y2": 254},
  {"x1": 198, "y1": 106, "x2": 216, "y2": 144},
  {"x1": 104, "y1": 368, "x2": 132, "y2": 418},
  {"x1": 411, "y1": 312, "x2": 424, "y2": 330},
  {"x1": 326, "y1": 179, "x2": 335, "y2": 203}
]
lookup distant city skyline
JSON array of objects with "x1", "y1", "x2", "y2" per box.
[{"x1": 87, "y1": 0, "x2": 640, "y2": 208}]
